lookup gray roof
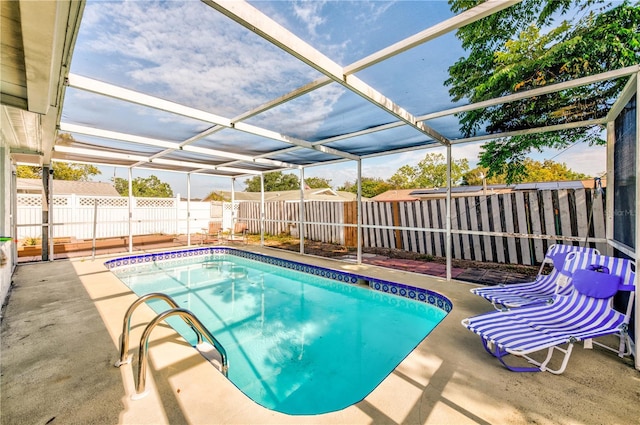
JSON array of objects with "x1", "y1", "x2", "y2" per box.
[
  {"x1": 218, "y1": 188, "x2": 358, "y2": 202},
  {"x1": 17, "y1": 179, "x2": 120, "y2": 196}
]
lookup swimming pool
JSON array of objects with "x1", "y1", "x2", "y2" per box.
[{"x1": 106, "y1": 247, "x2": 452, "y2": 415}]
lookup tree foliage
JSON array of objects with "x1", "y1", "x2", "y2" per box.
[
  {"x1": 244, "y1": 171, "x2": 300, "y2": 192},
  {"x1": 113, "y1": 175, "x2": 174, "y2": 197},
  {"x1": 462, "y1": 159, "x2": 590, "y2": 185},
  {"x1": 16, "y1": 162, "x2": 101, "y2": 181},
  {"x1": 447, "y1": 0, "x2": 640, "y2": 181},
  {"x1": 204, "y1": 191, "x2": 229, "y2": 202},
  {"x1": 338, "y1": 177, "x2": 393, "y2": 198},
  {"x1": 304, "y1": 177, "x2": 332, "y2": 189},
  {"x1": 388, "y1": 153, "x2": 470, "y2": 188}
]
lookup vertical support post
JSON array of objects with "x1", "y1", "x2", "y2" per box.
[
  {"x1": 606, "y1": 121, "x2": 615, "y2": 256},
  {"x1": 299, "y1": 168, "x2": 305, "y2": 255},
  {"x1": 187, "y1": 174, "x2": 191, "y2": 246},
  {"x1": 128, "y1": 168, "x2": 133, "y2": 253},
  {"x1": 357, "y1": 159, "x2": 362, "y2": 264},
  {"x1": 260, "y1": 174, "x2": 265, "y2": 246},
  {"x1": 231, "y1": 177, "x2": 236, "y2": 228},
  {"x1": 446, "y1": 144, "x2": 452, "y2": 281},
  {"x1": 91, "y1": 199, "x2": 98, "y2": 260},
  {"x1": 41, "y1": 164, "x2": 50, "y2": 261},
  {"x1": 634, "y1": 72, "x2": 640, "y2": 371}
]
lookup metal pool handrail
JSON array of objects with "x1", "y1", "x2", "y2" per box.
[
  {"x1": 115, "y1": 292, "x2": 202, "y2": 367},
  {"x1": 134, "y1": 308, "x2": 229, "y2": 397}
]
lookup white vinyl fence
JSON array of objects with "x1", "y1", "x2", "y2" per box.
[{"x1": 16, "y1": 194, "x2": 219, "y2": 240}]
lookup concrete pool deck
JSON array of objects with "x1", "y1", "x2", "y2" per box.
[{"x1": 2, "y1": 246, "x2": 639, "y2": 424}]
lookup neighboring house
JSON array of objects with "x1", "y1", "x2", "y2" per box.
[
  {"x1": 211, "y1": 188, "x2": 360, "y2": 202},
  {"x1": 372, "y1": 179, "x2": 605, "y2": 202},
  {"x1": 17, "y1": 178, "x2": 120, "y2": 196}
]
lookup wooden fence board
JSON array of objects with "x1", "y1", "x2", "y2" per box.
[
  {"x1": 432, "y1": 199, "x2": 447, "y2": 257},
  {"x1": 557, "y1": 190, "x2": 573, "y2": 241},
  {"x1": 515, "y1": 192, "x2": 533, "y2": 265},
  {"x1": 574, "y1": 189, "x2": 589, "y2": 242},
  {"x1": 502, "y1": 194, "x2": 518, "y2": 264},
  {"x1": 479, "y1": 196, "x2": 493, "y2": 262},
  {"x1": 450, "y1": 198, "x2": 462, "y2": 259},
  {"x1": 489, "y1": 196, "x2": 505, "y2": 263},
  {"x1": 458, "y1": 197, "x2": 471, "y2": 260},
  {"x1": 528, "y1": 191, "x2": 545, "y2": 262},
  {"x1": 467, "y1": 197, "x2": 483, "y2": 261}
]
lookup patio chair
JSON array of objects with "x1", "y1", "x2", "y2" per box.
[
  {"x1": 226, "y1": 221, "x2": 248, "y2": 244},
  {"x1": 202, "y1": 221, "x2": 223, "y2": 244},
  {"x1": 470, "y1": 244, "x2": 600, "y2": 310},
  {"x1": 461, "y1": 252, "x2": 635, "y2": 374}
]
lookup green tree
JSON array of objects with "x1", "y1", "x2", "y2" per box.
[
  {"x1": 113, "y1": 175, "x2": 174, "y2": 197},
  {"x1": 15, "y1": 166, "x2": 40, "y2": 179},
  {"x1": 16, "y1": 162, "x2": 101, "y2": 181},
  {"x1": 339, "y1": 177, "x2": 393, "y2": 198},
  {"x1": 462, "y1": 160, "x2": 590, "y2": 185},
  {"x1": 203, "y1": 191, "x2": 229, "y2": 202},
  {"x1": 304, "y1": 177, "x2": 332, "y2": 189},
  {"x1": 244, "y1": 171, "x2": 300, "y2": 192},
  {"x1": 447, "y1": 0, "x2": 640, "y2": 181},
  {"x1": 388, "y1": 153, "x2": 470, "y2": 188}
]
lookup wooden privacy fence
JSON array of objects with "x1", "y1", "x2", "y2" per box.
[{"x1": 237, "y1": 188, "x2": 606, "y2": 266}]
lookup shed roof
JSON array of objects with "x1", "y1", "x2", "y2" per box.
[{"x1": 17, "y1": 178, "x2": 120, "y2": 197}]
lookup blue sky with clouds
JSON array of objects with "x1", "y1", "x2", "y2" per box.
[{"x1": 73, "y1": 0, "x2": 607, "y2": 197}]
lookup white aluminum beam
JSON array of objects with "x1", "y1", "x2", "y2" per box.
[
  {"x1": 345, "y1": 0, "x2": 521, "y2": 75},
  {"x1": 60, "y1": 123, "x2": 179, "y2": 150},
  {"x1": 290, "y1": 66, "x2": 640, "y2": 150},
  {"x1": 233, "y1": 122, "x2": 359, "y2": 160},
  {"x1": 67, "y1": 74, "x2": 232, "y2": 127},
  {"x1": 419, "y1": 65, "x2": 640, "y2": 122},
  {"x1": 53, "y1": 145, "x2": 148, "y2": 162},
  {"x1": 450, "y1": 118, "x2": 609, "y2": 145},
  {"x1": 202, "y1": 0, "x2": 450, "y2": 145},
  {"x1": 232, "y1": 76, "x2": 333, "y2": 123},
  {"x1": 67, "y1": 74, "x2": 358, "y2": 162},
  {"x1": 606, "y1": 73, "x2": 638, "y2": 122}
]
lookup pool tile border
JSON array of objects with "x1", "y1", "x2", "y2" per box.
[{"x1": 105, "y1": 247, "x2": 452, "y2": 313}]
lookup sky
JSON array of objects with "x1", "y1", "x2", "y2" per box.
[{"x1": 70, "y1": 0, "x2": 609, "y2": 198}]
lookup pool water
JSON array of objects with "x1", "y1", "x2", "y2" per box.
[{"x1": 110, "y1": 250, "x2": 449, "y2": 415}]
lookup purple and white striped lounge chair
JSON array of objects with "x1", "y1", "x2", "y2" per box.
[
  {"x1": 462, "y1": 252, "x2": 635, "y2": 374},
  {"x1": 470, "y1": 244, "x2": 600, "y2": 310}
]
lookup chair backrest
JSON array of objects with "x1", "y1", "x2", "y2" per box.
[
  {"x1": 563, "y1": 252, "x2": 635, "y2": 285},
  {"x1": 209, "y1": 222, "x2": 222, "y2": 233},
  {"x1": 544, "y1": 244, "x2": 600, "y2": 271},
  {"x1": 234, "y1": 222, "x2": 247, "y2": 233}
]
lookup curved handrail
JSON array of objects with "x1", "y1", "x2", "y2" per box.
[
  {"x1": 115, "y1": 293, "x2": 202, "y2": 367},
  {"x1": 134, "y1": 308, "x2": 228, "y2": 397}
]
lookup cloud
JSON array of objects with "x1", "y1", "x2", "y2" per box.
[
  {"x1": 293, "y1": 0, "x2": 327, "y2": 37},
  {"x1": 76, "y1": 1, "x2": 335, "y2": 121}
]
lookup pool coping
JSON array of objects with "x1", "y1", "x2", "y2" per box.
[{"x1": 104, "y1": 246, "x2": 453, "y2": 314}]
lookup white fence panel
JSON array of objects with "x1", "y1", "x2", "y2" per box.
[{"x1": 17, "y1": 194, "x2": 220, "y2": 241}]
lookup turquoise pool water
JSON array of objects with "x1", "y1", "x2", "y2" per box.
[{"x1": 107, "y1": 248, "x2": 451, "y2": 415}]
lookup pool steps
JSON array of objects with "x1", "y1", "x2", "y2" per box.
[{"x1": 115, "y1": 293, "x2": 228, "y2": 399}]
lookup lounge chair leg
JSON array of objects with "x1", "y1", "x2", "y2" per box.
[
  {"x1": 527, "y1": 344, "x2": 573, "y2": 375},
  {"x1": 481, "y1": 338, "x2": 541, "y2": 372}
]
